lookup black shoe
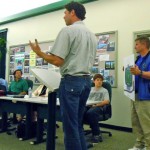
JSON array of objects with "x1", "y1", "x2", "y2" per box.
[
  {"x1": 56, "y1": 124, "x2": 59, "y2": 128},
  {"x1": 91, "y1": 135, "x2": 103, "y2": 143},
  {"x1": 87, "y1": 142, "x2": 94, "y2": 149}
]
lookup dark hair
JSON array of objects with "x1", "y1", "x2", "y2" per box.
[
  {"x1": 135, "y1": 36, "x2": 150, "y2": 49},
  {"x1": 93, "y1": 74, "x2": 104, "y2": 81},
  {"x1": 13, "y1": 69, "x2": 22, "y2": 76},
  {"x1": 65, "y1": 1, "x2": 86, "y2": 20}
]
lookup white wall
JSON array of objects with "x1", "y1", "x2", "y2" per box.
[{"x1": 1, "y1": 0, "x2": 150, "y2": 128}]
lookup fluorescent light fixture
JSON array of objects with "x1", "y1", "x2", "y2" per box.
[{"x1": 0, "y1": 0, "x2": 61, "y2": 19}]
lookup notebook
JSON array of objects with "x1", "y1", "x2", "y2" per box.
[{"x1": 6, "y1": 95, "x2": 25, "y2": 98}]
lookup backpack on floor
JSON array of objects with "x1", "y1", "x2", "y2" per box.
[
  {"x1": 15, "y1": 121, "x2": 26, "y2": 138},
  {"x1": 15, "y1": 121, "x2": 37, "y2": 139}
]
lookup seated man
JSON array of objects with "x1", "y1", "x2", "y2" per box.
[
  {"x1": 8, "y1": 69, "x2": 28, "y2": 122},
  {"x1": 9, "y1": 69, "x2": 28, "y2": 95},
  {"x1": 84, "y1": 74, "x2": 110, "y2": 143}
]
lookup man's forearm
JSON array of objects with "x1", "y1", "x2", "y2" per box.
[
  {"x1": 29, "y1": 39, "x2": 64, "y2": 67},
  {"x1": 141, "y1": 71, "x2": 150, "y2": 79},
  {"x1": 93, "y1": 100, "x2": 109, "y2": 107},
  {"x1": 37, "y1": 51, "x2": 64, "y2": 67},
  {"x1": 19, "y1": 92, "x2": 27, "y2": 95}
]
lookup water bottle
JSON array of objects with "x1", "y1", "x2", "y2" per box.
[{"x1": 28, "y1": 87, "x2": 32, "y2": 98}]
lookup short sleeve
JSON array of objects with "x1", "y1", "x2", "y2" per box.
[
  {"x1": 103, "y1": 89, "x2": 110, "y2": 101},
  {"x1": 50, "y1": 27, "x2": 70, "y2": 59},
  {"x1": 22, "y1": 80, "x2": 28, "y2": 92}
]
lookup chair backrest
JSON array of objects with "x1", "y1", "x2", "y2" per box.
[
  {"x1": 25, "y1": 79, "x2": 33, "y2": 89},
  {"x1": 0, "y1": 84, "x2": 7, "y2": 96},
  {"x1": 0, "y1": 84, "x2": 7, "y2": 91},
  {"x1": 102, "y1": 81, "x2": 112, "y2": 102},
  {"x1": 102, "y1": 81, "x2": 112, "y2": 120}
]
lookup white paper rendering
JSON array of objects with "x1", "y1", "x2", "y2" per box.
[
  {"x1": 124, "y1": 54, "x2": 135, "y2": 101},
  {"x1": 31, "y1": 68, "x2": 61, "y2": 92}
]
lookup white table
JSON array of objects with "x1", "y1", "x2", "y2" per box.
[{"x1": 0, "y1": 95, "x2": 98, "y2": 148}]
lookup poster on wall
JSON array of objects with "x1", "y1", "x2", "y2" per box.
[
  {"x1": 15, "y1": 53, "x2": 24, "y2": 70},
  {"x1": 30, "y1": 59, "x2": 36, "y2": 67},
  {"x1": 30, "y1": 50, "x2": 36, "y2": 59},
  {"x1": 99, "y1": 54, "x2": 109, "y2": 61},
  {"x1": 97, "y1": 34, "x2": 115, "y2": 52}
]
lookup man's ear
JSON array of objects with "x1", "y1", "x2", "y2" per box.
[{"x1": 70, "y1": 10, "x2": 76, "y2": 16}]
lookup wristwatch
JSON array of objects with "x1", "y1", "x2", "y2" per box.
[{"x1": 139, "y1": 70, "x2": 143, "y2": 77}]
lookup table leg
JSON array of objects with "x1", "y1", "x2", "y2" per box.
[
  {"x1": 46, "y1": 92, "x2": 56, "y2": 150},
  {"x1": 0, "y1": 112, "x2": 7, "y2": 132}
]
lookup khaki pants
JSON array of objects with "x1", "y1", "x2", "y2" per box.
[{"x1": 131, "y1": 96, "x2": 150, "y2": 150}]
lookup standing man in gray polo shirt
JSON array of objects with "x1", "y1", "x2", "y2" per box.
[{"x1": 29, "y1": 2, "x2": 97, "y2": 150}]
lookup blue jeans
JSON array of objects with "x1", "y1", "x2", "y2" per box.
[
  {"x1": 84, "y1": 106, "x2": 103, "y2": 135},
  {"x1": 59, "y1": 75, "x2": 91, "y2": 150}
]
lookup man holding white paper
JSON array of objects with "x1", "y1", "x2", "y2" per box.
[
  {"x1": 129, "y1": 36, "x2": 150, "y2": 150},
  {"x1": 29, "y1": 2, "x2": 97, "y2": 150}
]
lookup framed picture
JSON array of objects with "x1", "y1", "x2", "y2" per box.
[
  {"x1": 20, "y1": 46, "x2": 25, "y2": 52},
  {"x1": 36, "y1": 58, "x2": 43, "y2": 66},
  {"x1": 110, "y1": 61, "x2": 115, "y2": 70},
  {"x1": 10, "y1": 56, "x2": 15, "y2": 62},
  {"x1": 42, "y1": 59, "x2": 48, "y2": 65},
  {"x1": 105, "y1": 61, "x2": 111, "y2": 70},
  {"x1": 24, "y1": 66, "x2": 30, "y2": 73},
  {"x1": 9, "y1": 75, "x2": 14, "y2": 82},
  {"x1": 25, "y1": 54, "x2": 30, "y2": 59},
  {"x1": 91, "y1": 67, "x2": 99, "y2": 74},
  {"x1": 10, "y1": 48, "x2": 15, "y2": 55},
  {"x1": 24, "y1": 59, "x2": 29, "y2": 66}
]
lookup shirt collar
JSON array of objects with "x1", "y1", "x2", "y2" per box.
[
  {"x1": 15, "y1": 78, "x2": 22, "y2": 82},
  {"x1": 72, "y1": 21, "x2": 84, "y2": 25}
]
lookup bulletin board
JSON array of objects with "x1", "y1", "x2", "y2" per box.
[
  {"x1": 8, "y1": 40, "x2": 59, "y2": 84},
  {"x1": 9, "y1": 31, "x2": 118, "y2": 87},
  {"x1": 91, "y1": 31, "x2": 118, "y2": 87}
]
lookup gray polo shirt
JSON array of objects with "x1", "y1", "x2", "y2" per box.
[
  {"x1": 88, "y1": 87, "x2": 110, "y2": 102},
  {"x1": 50, "y1": 21, "x2": 97, "y2": 76}
]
